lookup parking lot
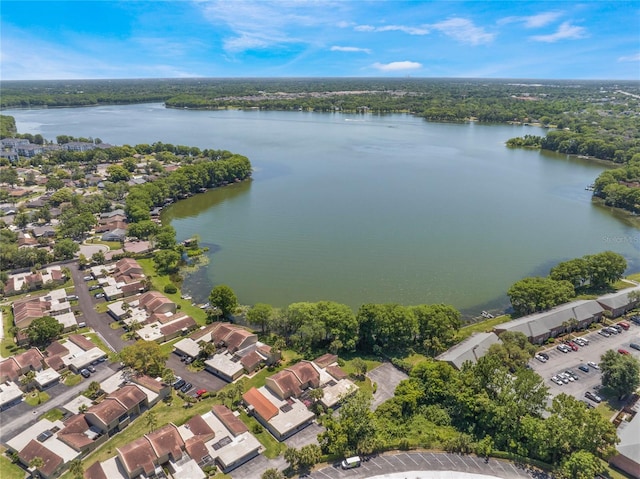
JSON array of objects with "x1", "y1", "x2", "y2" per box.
[{"x1": 528, "y1": 319, "x2": 640, "y2": 405}]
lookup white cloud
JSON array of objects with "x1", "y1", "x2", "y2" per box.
[
  {"x1": 330, "y1": 46, "x2": 371, "y2": 53},
  {"x1": 431, "y1": 18, "x2": 494, "y2": 45},
  {"x1": 372, "y1": 61, "x2": 422, "y2": 72},
  {"x1": 354, "y1": 24, "x2": 429, "y2": 35},
  {"x1": 618, "y1": 53, "x2": 640, "y2": 62},
  {"x1": 530, "y1": 22, "x2": 587, "y2": 42},
  {"x1": 499, "y1": 11, "x2": 562, "y2": 28}
]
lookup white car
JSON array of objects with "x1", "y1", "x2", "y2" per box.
[
  {"x1": 587, "y1": 361, "x2": 600, "y2": 370},
  {"x1": 535, "y1": 354, "x2": 547, "y2": 363},
  {"x1": 551, "y1": 376, "x2": 564, "y2": 386}
]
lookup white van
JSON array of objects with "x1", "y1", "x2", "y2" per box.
[{"x1": 341, "y1": 456, "x2": 361, "y2": 469}]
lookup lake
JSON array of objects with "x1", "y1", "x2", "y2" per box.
[{"x1": 6, "y1": 103, "x2": 640, "y2": 314}]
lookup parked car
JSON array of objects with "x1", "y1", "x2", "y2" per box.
[
  {"x1": 95, "y1": 293, "x2": 105, "y2": 299},
  {"x1": 630, "y1": 315, "x2": 640, "y2": 325},
  {"x1": 88, "y1": 365, "x2": 96, "y2": 373},
  {"x1": 551, "y1": 376, "x2": 564, "y2": 386},
  {"x1": 598, "y1": 329, "x2": 611, "y2": 337},
  {"x1": 629, "y1": 343, "x2": 640, "y2": 351},
  {"x1": 618, "y1": 348, "x2": 630, "y2": 355},
  {"x1": 171, "y1": 376, "x2": 182, "y2": 386},
  {"x1": 89, "y1": 285, "x2": 100, "y2": 291},
  {"x1": 539, "y1": 352, "x2": 550, "y2": 360},
  {"x1": 618, "y1": 321, "x2": 630, "y2": 330},
  {"x1": 83, "y1": 275, "x2": 93, "y2": 281},
  {"x1": 587, "y1": 361, "x2": 600, "y2": 369},
  {"x1": 605, "y1": 326, "x2": 619, "y2": 335},
  {"x1": 196, "y1": 389, "x2": 207, "y2": 397},
  {"x1": 612, "y1": 324, "x2": 623, "y2": 333},
  {"x1": 80, "y1": 369, "x2": 91, "y2": 378},
  {"x1": 180, "y1": 382, "x2": 193, "y2": 393},
  {"x1": 556, "y1": 344, "x2": 570, "y2": 353},
  {"x1": 565, "y1": 370, "x2": 579, "y2": 380},
  {"x1": 173, "y1": 379, "x2": 186, "y2": 390},
  {"x1": 585, "y1": 391, "x2": 602, "y2": 403},
  {"x1": 535, "y1": 354, "x2": 547, "y2": 363},
  {"x1": 574, "y1": 337, "x2": 588, "y2": 346},
  {"x1": 558, "y1": 373, "x2": 571, "y2": 383},
  {"x1": 578, "y1": 364, "x2": 590, "y2": 373},
  {"x1": 184, "y1": 357, "x2": 194, "y2": 365},
  {"x1": 566, "y1": 341, "x2": 579, "y2": 351}
]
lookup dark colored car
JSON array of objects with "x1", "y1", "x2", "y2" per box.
[
  {"x1": 173, "y1": 379, "x2": 186, "y2": 390},
  {"x1": 598, "y1": 329, "x2": 610, "y2": 337},
  {"x1": 630, "y1": 343, "x2": 640, "y2": 351},
  {"x1": 539, "y1": 352, "x2": 550, "y2": 360},
  {"x1": 180, "y1": 382, "x2": 193, "y2": 393},
  {"x1": 585, "y1": 391, "x2": 602, "y2": 403},
  {"x1": 88, "y1": 365, "x2": 96, "y2": 373},
  {"x1": 80, "y1": 368, "x2": 91, "y2": 378},
  {"x1": 578, "y1": 364, "x2": 590, "y2": 373},
  {"x1": 89, "y1": 285, "x2": 100, "y2": 291}
]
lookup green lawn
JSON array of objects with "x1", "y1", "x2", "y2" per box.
[
  {"x1": 0, "y1": 306, "x2": 24, "y2": 358},
  {"x1": 63, "y1": 373, "x2": 83, "y2": 387},
  {"x1": 237, "y1": 410, "x2": 284, "y2": 459},
  {"x1": 456, "y1": 314, "x2": 511, "y2": 341},
  {"x1": 24, "y1": 391, "x2": 50, "y2": 406},
  {"x1": 137, "y1": 258, "x2": 208, "y2": 325},
  {"x1": 626, "y1": 272, "x2": 640, "y2": 282},
  {"x1": 0, "y1": 450, "x2": 25, "y2": 479},
  {"x1": 39, "y1": 408, "x2": 65, "y2": 422}
]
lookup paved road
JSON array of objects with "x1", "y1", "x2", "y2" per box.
[
  {"x1": 367, "y1": 363, "x2": 409, "y2": 410},
  {"x1": 70, "y1": 262, "x2": 227, "y2": 394},
  {"x1": 308, "y1": 452, "x2": 549, "y2": 479},
  {"x1": 0, "y1": 364, "x2": 118, "y2": 443}
]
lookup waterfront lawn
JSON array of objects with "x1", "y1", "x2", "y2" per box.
[
  {"x1": 626, "y1": 272, "x2": 640, "y2": 282},
  {"x1": 456, "y1": 314, "x2": 511, "y2": 341},
  {"x1": 137, "y1": 258, "x2": 207, "y2": 325}
]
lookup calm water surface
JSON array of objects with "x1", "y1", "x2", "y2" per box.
[{"x1": 7, "y1": 103, "x2": 640, "y2": 313}]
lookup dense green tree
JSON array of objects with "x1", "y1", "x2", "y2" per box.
[
  {"x1": 53, "y1": 238, "x2": 80, "y2": 260},
  {"x1": 0, "y1": 167, "x2": 19, "y2": 186},
  {"x1": 246, "y1": 303, "x2": 273, "y2": 334},
  {"x1": 127, "y1": 220, "x2": 159, "y2": 240},
  {"x1": 412, "y1": 304, "x2": 461, "y2": 355},
  {"x1": 261, "y1": 469, "x2": 285, "y2": 479},
  {"x1": 559, "y1": 451, "x2": 605, "y2": 479},
  {"x1": 550, "y1": 258, "x2": 590, "y2": 289},
  {"x1": 119, "y1": 341, "x2": 169, "y2": 377},
  {"x1": 585, "y1": 251, "x2": 627, "y2": 289},
  {"x1": 507, "y1": 276, "x2": 575, "y2": 316},
  {"x1": 106, "y1": 164, "x2": 132, "y2": 182},
  {"x1": 318, "y1": 389, "x2": 377, "y2": 457},
  {"x1": 600, "y1": 349, "x2": 640, "y2": 398},
  {"x1": 26, "y1": 316, "x2": 63, "y2": 346},
  {"x1": 153, "y1": 249, "x2": 180, "y2": 274},
  {"x1": 209, "y1": 284, "x2": 238, "y2": 318},
  {"x1": 357, "y1": 303, "x2": 417, "y2": 352}
]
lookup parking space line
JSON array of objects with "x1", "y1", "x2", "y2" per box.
[{"x1": 405, "y1": 453, "x2": 420, "y2": 466}]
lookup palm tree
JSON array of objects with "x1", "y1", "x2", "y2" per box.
[
  {"x1": 69, "y1": 458, "x2": 84, "y2": 479},
  {"x1": 29, "y1": 456, "x2": 44, "y2": 475},
  {"x1": 146, "y1": 410, "x2": 158, "y2": 432},
  {"x1": 198, "y1": 341, "x2": 216, "y2": 360}
]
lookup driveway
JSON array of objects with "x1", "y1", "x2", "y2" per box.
[
  {"x1": 308, "y1": 451, "x2": 544, "y2": 479},
  {"x1": 366, "y1": 363, "x2": 408, "y2": 410}
]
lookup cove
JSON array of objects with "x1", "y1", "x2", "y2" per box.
[{"x1": 5, "y1": 104, "x2": 640, "y2": 314}]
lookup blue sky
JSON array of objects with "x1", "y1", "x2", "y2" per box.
[{"x1": 1, "y1": 1, "x2": 639, "y2": 80}]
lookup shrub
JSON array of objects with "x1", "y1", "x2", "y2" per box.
[{"x1": 164, "y1": 284, "x2": 177, "y2": 294}]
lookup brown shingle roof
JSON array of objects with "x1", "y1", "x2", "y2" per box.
[
  {"x1": 313, "y1": 353, "x2": 338, "y2": 368},
  {"x1": 326, "y1": 365, "x2": 348, "y2": 381},
  {"x1": 269, "y1": 370, "x2": 303, "y2": 398},
  {"x1": 0, "y1": 358, "x2": 21, "y2": 382},
  {"x1": 243, "y1": 387, "x2": 278, "y2": 421},
  {"x1": 240, "y1": 350, "x2": 264, "y2": 371},
  {"x1": 44, "y1": 354, "x2": 65, "y2": 371},
  {"x1": 109, "y1": 384, "x2": 146, "y2": 410},
  {"x1": 14, "y1": 348, "x2": 45, "y2": 370},
  {"x1": 224, "y1": 329, "x2": 255, "y2": 352},
  {"x1": 58, "y1": 414, "x2": 94, "y2": 450},
  {"x1": 160, "y1": 316, "x2": 196, "y2": 337},
  {"x1": 46, "y1": 341, "x2": 69, "y2": 357},
  {"x1": 83, "y1": 462, "x2": 107, "y2": 479},
  {"x1": 132, "y1": 374, "x2": 168, "y2": 393},
  {"x1": 212, "y1": 404, "x2": 248, "y2": 436},
  {"x1": 185, "y1": 437, "x2": 209, "y2": 464},
  {"x1": 190, "y1": 322, "x2": 220, "y2": 341},
  {"x1": 288, "y1": 361, "x2": 320, "y2": 388},
  {"x1": 68, "y1": 334, "x2": 95, "y2": 351},
  {"x1": 87, "y1": 397, "x2": 127, "y2": 426},
  {"x1": 19, "y1": 439, "x2": 63, "y2": 477},
  {"x1": 147, "y1": 423, "x2": 184, "y2": 461},
  {"x1": 185, "y1": 415, "x2": 215, "y2": 440},
  {"x1": 117, "y1": 436, "x2": 156, "y2": 476}
]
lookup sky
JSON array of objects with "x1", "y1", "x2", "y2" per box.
[{"x1": 1, "y1": 0, "x2": 639, "y2": 81}]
